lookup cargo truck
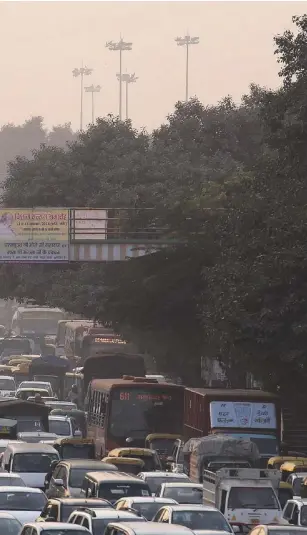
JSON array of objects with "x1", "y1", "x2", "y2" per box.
[
  {"x1": 203, "y1": 467, "x2": 282, "y2": 529},
  {"x1": 184, "y1": 388, "x2": 281, "y2": 467}
]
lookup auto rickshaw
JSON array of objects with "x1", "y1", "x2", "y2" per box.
[
  {"x1": 49, "y1": 409, "x2": 87, "y2": 438},
  {"x1": 278, "y1": 481, "x2": 294, "y2": 507},
  {"x1": 102, "y1": 456, "x2": 145, "y2": 475},
  {"x1": 268, "y1": 456, "x2": 307, "y2": 470},
  {"x1": 107, "y1": 447, "x2": 162, "y2": 471},
  {"x1": 280, "y1": 460, "x2": 307, "y2": 482},
  {"x1": 52, "y1": 437, "x2": 95, "y2": 460},
  {"x1": 145, "y1": 433, "x2": 183, "y2": 469}
]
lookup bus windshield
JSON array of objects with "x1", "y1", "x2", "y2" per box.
[
  {"x1": 109, "y1": 387, "x2": 183, "y2": 440},
  {"x1": 21, "y1": 315, "x2": 64, "y2": 335}
]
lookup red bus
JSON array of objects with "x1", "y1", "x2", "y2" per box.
[{"x1": 87, "y1": 377, "x2": 184, "y2": 456}]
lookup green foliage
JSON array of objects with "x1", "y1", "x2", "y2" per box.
[{"x1": 2, "y1": 15, "x2": 307, "y2": 392}]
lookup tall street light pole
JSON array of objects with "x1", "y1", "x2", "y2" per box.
[
  {"x1": 72, "y1": 65, "x2": 93, "y2": 131},
  {"x1": 85, "y1": 84, "x2": 101, "y2": 123},
  {"x1": 106, "y1": 38, "x2": 133, "y2": 120},
  {"x1": 116, "y1": 73, "x2": 138, "y2": 120},
  {"x1": 175, "y1": 34, "x2": 199, "y2": 102}
]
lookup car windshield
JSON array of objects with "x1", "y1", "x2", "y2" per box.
[
  {"x1": 69, "y1": 467, "x2": 102, "y2": 488},
  {"x1": 150, "y1": 439, "x2": 174, "y2": 455},
  {"x1": 43, "y1": 531, "x2": 88, "y2": 535},
  {"x1": 98, "y1": 483, "x2": 150, "y2": 501},
  {"x1": 92, "y1": 517, "x2": 143, "y2": 535},
  {"x1": 16, "y1": 419, "x2": 43, "y2": 432},
  {"x1": 300, "y1": 505, "x2": 307, "y2": 526},
  {"x1": 163, "y1": 486, "x2": 202, "y2": 504},
  {"x1": 20, "y1": 382, "x2": 50, "y2": 391},
  {"x1": 229, "y1": 433, "x2": 278, "y2": 456},
  {"x1": 146, "y1": 476, "x2": 189, "y2": 494},
  {"x1": 49, "y1": 420, "x2": 71, "y2": 436},
  {"x1": 269, "y1": 532, "x2": 307, "y2": 535},
  {"x1": 133, "y1": 502, "x2": 174, "y2": 520},
  {"x1": 0, "y1": 379, "x2": 15, "y2": 390},
  {"x1": 62, "y1": 502, "x2": 110, "y2": 521},
  {"x1": 172, "y1": 510, "x2": 232, "y2": 531},
  {"x1": 12, "y1": 453, "x2": 59, "y2": 473},
  {"x1": 62, "y1": 445, "x2": 93, "y2": 460},
  {"x1": 0, "y1": 491, "x2": 47, "y2": 510},
  {"x1": 228, "y1": 487, "x2": 279, "y2": 509},
  {"x1": 0, "y1": 518, "x2": 21, "y2": 535}
]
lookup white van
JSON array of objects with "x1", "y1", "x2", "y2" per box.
[{"x1": 1, "y1": 442, "x2": 59, "y2": 489}]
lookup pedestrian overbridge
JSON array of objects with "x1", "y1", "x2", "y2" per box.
[{"x1": 0, "y1": 207, "x2": 179, "y2": 263}]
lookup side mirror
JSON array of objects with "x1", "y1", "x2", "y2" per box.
[
  {"x1": 126, "y1": 437, "x2": 133, "y2": 444},
  {"x1": 232, "y1": 526, "x2": 241, "y2": 533},
  {"x1": 4, "y1": 464, "x2": 9, "y2": 472},
  {"x1": 74, "y1": 429, "x2": 82, "y2": 437},
  {"x1": 54, "y1": 478, "x2": 64, "y2": 487}
]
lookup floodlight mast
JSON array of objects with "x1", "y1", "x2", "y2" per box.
[
  {"x1": 72, "y1": 65, "x2": 93, "y2": 131},
  {"x1": 85, "y1": 85, "x2": 101, "y2": 123},
  {"x1": 106, "y1": 38, "x2": 133, "y2": 120},
  {"x1": 175, "y1": 34, "x2": 199, "y2": 102},
  {"x1": 116, "y1": 73, "x2": 138, "y2": 120}
]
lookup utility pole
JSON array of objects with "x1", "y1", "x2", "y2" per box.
[
  {"x1": 175, "y1": 34, "x2": 199, "y2": 102},
  {"x1": 85, "y1": 85, "x2": 101, "y2": 123},
  {"x1": 106, "y1": 38, "x2": 133, "y2": 120},
  {"x1": 116, "y1": 73, "x2": 138, "y2": 120},
  {"x1": 72, "y1": 65, "x2": 93, "y2": 131}
]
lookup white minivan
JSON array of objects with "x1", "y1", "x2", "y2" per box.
[{"x1": 1, "y1": 442, "x2": 59, "y2": 489}]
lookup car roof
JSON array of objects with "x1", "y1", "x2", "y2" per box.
[
  {"x1": 139, "y1": 472, "x2": 188, "y2": 478},
  {"x1": 50, "y1": 498, "x2": 111, "y2": 505},
  {"x1": 0, "y1": 486, "x2": 44, "y2": 492},
  {"x1": 0, "y1": 473, "x2": 23, "y2": 478},
  {"x1": 49, "y1": 415, "x2": 71, "y2": 421},
  {"x1": 59, "y1": 459, "x2": 109, "y2": 468},
  {"x1": 86, "y1": 471, "x2": 143, "y2": 482},
  {"x1": 119, "y1": 498, "x2": 178, "y2": 504},
  {"x1": 107, "y1": 521, "x2": 194, "y2": 534},
  {"x1": 0, "y1": 376, "x2": 14, "y2": 380},
  {"x1": 23, "y1": 523, "x2": 90, "y2": 531},
  {"x1": 162, "y1": 505, "x2": 218, "y2": 512},
  {"x1": 160, "y1": 482, "x2": 202, "y2": 488},
  {"x1": 6, "y1": 442, "x2": 57, "y2": 453},
  {"x1": 256, "y1": 528, "x2": 307, "y2": 532},
  {"x1": 80, "y1": 509, "x2": 142, "y2": 519}
]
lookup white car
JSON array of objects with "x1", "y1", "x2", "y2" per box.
[
  {"x1": 0, "y1": 512, "x2": 21, "y2": 535},
  {"x1": 0, "y1": 375, "x2": 16, "y2": 397},
  {"x1": 0, "y1": 439, "x2": 24, "y2": 453},
  {"x1": 19, "y1": 381, "x2": 53, "y2": 396},
  {"x1": 0, "y1": 486, "x2": 47, "y2": 524},
  {"x1": 68, "y1": 508, "x2": 145, "y2": 534},
  {"x1": 104, "y1": 521, "x2": 194, "y2": 535},
  {"x1": 155, "y1": 482, "x2": 203, "y2": 504},
  {"x1": 115, "y1": 497, "x2": 179, "y2": 520},
  {"x1": 138, "y1": 471, "x2": 190, "y2": 495},
  {"x1": 19, "y1": 522, "x2": 90, "y2": 535},
  {"x1": 152, "y1": 504, "x2": 233, "y2": 533},
  {"x1": 48, "y1": 415, "x2": 81, "y2": 438}
]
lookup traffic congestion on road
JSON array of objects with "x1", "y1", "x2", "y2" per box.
[{"x1": 0, "y1": 303, "x2": 305, "y2": 535}]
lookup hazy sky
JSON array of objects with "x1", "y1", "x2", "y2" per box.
[{"x1": 0, "y1": 1, "x2": 306, "y2": 132}]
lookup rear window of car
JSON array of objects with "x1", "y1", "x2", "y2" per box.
[{"x1": 98, "y1": 482, "x2": 150, "y2": 500}]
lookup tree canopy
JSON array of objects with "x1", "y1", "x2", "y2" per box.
[{"x1": 1, "y1": 15, "x2": 307, "y2": 392}]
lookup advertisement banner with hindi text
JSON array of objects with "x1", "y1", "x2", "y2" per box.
[{"x1": 0, "y1": 208, "x2": 69, "y2": 262}]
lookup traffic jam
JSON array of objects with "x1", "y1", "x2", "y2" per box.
[{"x1": 0, "y1": 302, "x2": 303, "y2": 535}]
